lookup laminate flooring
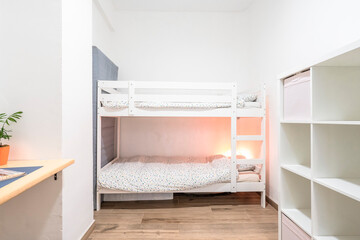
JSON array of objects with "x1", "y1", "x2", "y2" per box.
[{"x1": 88, "y1": 192, "x2": 278, "y2": 240}]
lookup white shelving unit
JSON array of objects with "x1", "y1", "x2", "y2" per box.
[
  {"x1": 280, "y1": 123, "x2": 311, "y2": 179},
  {"x1": 281, "y1": 169, "x2": 312, "y2": 235},
  {"x1": 279, "y1": 40, "x2": 360, "y2": 240},
  {"x1": 281, "y1": 164, "x2": 311, "y2": 180}
]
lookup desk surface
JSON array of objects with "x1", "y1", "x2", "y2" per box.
[{"x1": 0, "y1": 159, "x2": 74, "y2": 205}]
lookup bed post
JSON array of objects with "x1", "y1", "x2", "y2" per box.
[
  {"x1": 261, "y1": 83, "x2": 266, "y2": 208},
  {"x1": 128, "y1": 81, "x2": 134, "y2": 115},
  {"x1": 96, "y1": 81, "x2": 102, "y2": 211},
  {"x1": 230, "y1": 82, "x2": 238, "y2": 193}
]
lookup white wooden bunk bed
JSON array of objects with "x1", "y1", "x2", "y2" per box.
[{"x1": 96, "y1": 81, "x2": 266, "y2": 210}]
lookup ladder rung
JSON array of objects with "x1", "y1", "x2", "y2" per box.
[
  {"x1": 235, "y1": 159, "x2": 264, "y2": 165},
  {"x1": 236, "y1": 135, "x2": 264, "y2": 141}
]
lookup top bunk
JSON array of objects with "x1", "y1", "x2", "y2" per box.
[{"x1": 97, "y1": 81, "x2": 266, "y2": 117}]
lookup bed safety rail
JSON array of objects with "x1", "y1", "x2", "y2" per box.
[{"x1": 98, "y1": 81, "x2": 238, "y2": 117}]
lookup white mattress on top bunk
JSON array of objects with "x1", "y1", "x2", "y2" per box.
[
  {"x1": 101, "y1": 93, "x2": 261, "y2": 110},
  {"x1": 98, "y1": 155, "x2": 261, "y2": 192},
  {"x1": 102, "y1": 101, "x2": 261, "y2": 109}
]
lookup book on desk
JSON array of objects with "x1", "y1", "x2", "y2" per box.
[{"x1": 0, "y1": 168, "x2": 26, "y2": 181}]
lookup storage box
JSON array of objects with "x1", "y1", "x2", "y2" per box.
[
  {"x1": 281, "y1": 214, "x2": 311, "y2": 240},
  {"x1": 283, "y1": 71, "x2": 311, "y2": 121}
]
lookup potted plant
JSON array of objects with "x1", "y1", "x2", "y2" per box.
[{"x1": 0, "y1": 111, "x2": 23, "y2": 165}]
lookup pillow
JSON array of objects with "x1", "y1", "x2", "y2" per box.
[
  {"x1": 238, "y1": 93, "x2": 257, "y2": 102},
  {"x1": 254, "y1": 164, "x2": 262, "y2": 174},
  {"x1": 237, "y1": 164, "x2": 256, "y2": 172}
]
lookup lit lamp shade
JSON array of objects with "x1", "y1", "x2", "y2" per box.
[{"x1": 223, "y1": 149, "x2": 249, "y2": 159}]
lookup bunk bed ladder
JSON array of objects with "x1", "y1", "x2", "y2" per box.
[{"x1": 232, "y1": 83, "x2": 266, "y2": 208}]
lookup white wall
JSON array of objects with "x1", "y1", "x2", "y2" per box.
[
  {"x1": 0, "y1": 0, "x2": 62, "y2": 160},
  {"x1": 247, "y1": 0, "x2": 360, "y2": 203},
  {"x1": 0, "y1": 175, "x2": 63, "y2": 240},
  {"x1": 113, "y1": 11, "x2": 251, "y2": 86},
  {"x1": 0, "y1": 0, "x2": 63, "y2": 239},
  {"x1": 93, "y1": 0, "x2": 118, "y2": 63},
  {"x1": 62, "y1": 0, "x2": 94, "y2": 239},
  {"x1": 111, "y1": 11, "x2": 255, "y2": 157}
]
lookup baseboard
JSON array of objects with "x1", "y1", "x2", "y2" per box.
[
  {"x1": 266, "y1": 196, "x2": 278, "y2": 211},
  {"x1": 255, "y1": 192, "x2": 278, "y2": 210},
  {"x1": 81, "y1": 220, "x2": 95, "y2": 240}
]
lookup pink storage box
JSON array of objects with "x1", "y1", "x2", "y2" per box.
[
  {"x1": 281, "y1": 213, "x2": 311, "y2": 240},
  {"x1": 283, "y1": 71, "x2": 311, "y2": 121}
]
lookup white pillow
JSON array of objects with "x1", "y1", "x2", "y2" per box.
[
  {"x1": 237, "y1": 164, "x2": 256, "y2": 172},
  {"x1": 254, "y1": 164, "x2": 262, "y2": 174},
  {"x1": 238, "y1": 93, "x2": 257, "y2": 102}
]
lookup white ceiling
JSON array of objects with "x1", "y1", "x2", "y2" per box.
[{"x1": 111, "y1": 0, "x2": 255, "y2": 12}]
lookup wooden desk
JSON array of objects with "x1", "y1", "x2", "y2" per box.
[{"x1": 0, "y1": 159, "x2": 74, "y2": 205}]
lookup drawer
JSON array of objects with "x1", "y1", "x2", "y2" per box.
[{"x1": 281, "y1": 213, "x2": 311, "y2": 240}]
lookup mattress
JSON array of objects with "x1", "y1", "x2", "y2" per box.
[
  {"x1": 102, "y1": 101, "x2": 261, "y2": 110},
  {"x1": 98, "y1": 155, "x2": 261, "y2": 192}
]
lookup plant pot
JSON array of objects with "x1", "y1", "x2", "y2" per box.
[{"x1": 0, "y1": 145, "x2": 10, "y2": 166}]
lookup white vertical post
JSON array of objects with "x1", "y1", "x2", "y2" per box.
[
  {"x1": 128, "y1": 81, "x2": 134, "y2": 115},
  {"x1": 261, "y1": 83, "x2": 266, "y2": 208},
  {"x1": 231, "y1": 82, "x2": 237, "y2": 192},
  {"x1": 96, "y1": 82, "x2": 102, "y2": 211}
]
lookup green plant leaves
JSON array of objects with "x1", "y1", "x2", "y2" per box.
[{"x1": 0, "y1": 111, "x2": 23, "y2": 146}]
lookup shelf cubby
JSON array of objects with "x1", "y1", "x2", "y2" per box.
[
  {"x1": 313, "y1": 124, "x2": 360, "y2": 178},
  {"x1": 281, "y1": 169, "x2": 312, "y2": 235},
  {"x1": 313, "y1": 183, "x2": 360, "y2": 239},
  {"x1": 312, "y1": 124, "x2": 360, "y2": 201},
  {"x1": 280, "y1": 123, "x2": 311, "y2": 179},
  {"x1": 312, "y1": 66, "x2": 360, "y2": 121}
]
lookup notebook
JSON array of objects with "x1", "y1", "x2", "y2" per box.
[{"x1": 0, "y1": 168, "x2": 26, "y2": 181}]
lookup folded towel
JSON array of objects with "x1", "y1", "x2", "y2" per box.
[{"x1": 237, "y1": 164, "x2": 256, "y2": 172}]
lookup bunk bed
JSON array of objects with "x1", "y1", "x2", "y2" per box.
[{"x1": 96, "y1": 81, "x2": 266, "y2": 210}]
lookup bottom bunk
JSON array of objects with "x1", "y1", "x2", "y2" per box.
[
  {"x1": 99, "y1": 181, "x2": 265, "y2": 194},
  {"x1": 97, "y1": 155, "x2": 265, "y2": 201}
]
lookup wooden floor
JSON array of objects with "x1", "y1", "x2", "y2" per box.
[{"x1": 88, "y1": 192, "x2": 278, "y2": 240}]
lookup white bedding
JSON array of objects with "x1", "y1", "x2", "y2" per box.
[
  {"x1": 98, "y1": 155, "x2": 260, "y2": 192},
  {"x1": 238, "y1": 171, "x2": 260, "y2": 182},
  {"x1": 102, "y1": 101, "x2": 261, "y2": 110}
]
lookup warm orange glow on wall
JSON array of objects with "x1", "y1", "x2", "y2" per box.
[
  {"x1": 237, "y1": 148, "x2": 254, "y2": 159},
  {"x1": 124, "y1": 117, "x2": 262, "y2": 158},
  {"x1": 219, "y1": 117, "x2": 262, "y2": 160},
  {"x1": 223, "y1": 148, "x2": 253, "y2": 159},
  {"x1": 223, "y1": 149, "x2": 232, "y2": 158}
]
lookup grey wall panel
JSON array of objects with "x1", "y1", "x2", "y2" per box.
[
  {"x1": 92, "y1": 46, "x2": 118, "y2": 209},
  {"x1": 101, "y1": 117, "x2": 116, "y2": 167}
]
